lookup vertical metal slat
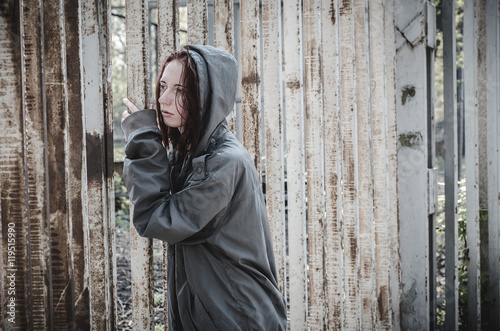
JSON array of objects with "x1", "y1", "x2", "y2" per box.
[
  {"x1": 43, "y1": 0, "x2": 75, "y2": 326},
  {"x1": 81, "y1": 0, "x2": 115, "y2": 328},
  {"x1": 321, "y1": 0, "x2": 343, "y2": 328},
  {"x1": 187, "y1": 0, "x2": 208, "y2": 45},
  {"x1": 213, "y1": 0, "x2": 235, "y2": 132},
  {"x1": 304, "y1": 0, "x2": 326, "y2": 328},
  {"x1": 63, "y1": 0, "x2": 91, "y2": 327},
  {"x1": 383, "y1": 1, "x2": 401, "y2": 329},
  {"x1": 283, "y1": 0, "x2": 307, "y2": 328},
  {"x1": 125, "y1": 0, "x2": 154, "y2": 329},
  {"x1": 464, "y1": 1, "x2": 481, "y2": 328},
  {"x1": 395, "y1": 2, "x2": 433, "y2": 328},
  {"x1": 486, "y1": 0, "x2": 500, "y2": 328},
  {"x1": 0, "y1": 0, "x2": 35, "y2": 329},
  {"x1": 21, "y1": 0, "x2": 51, "y2": 328},
  {"x1": 370, "y1": 0, "x2": 392, "y2": 329},
  {"x1": 240, "y1": 0, "x2": 262, "y2": 174},
  {"x1": 442, "y1": 0, "x2": 459, "y2": 328},
  {"x1": 339, "y1": 0, "x2": 361, "y2": 328},
  {"x1": 353, "y1": 1, "x2": 375, "y2": 329},
  {"x1": 261, "y1": 0, "x2": 286, "y2": 295},
  {"x1": 157, "y1": 1, "x2": 179, "y2": 329}
]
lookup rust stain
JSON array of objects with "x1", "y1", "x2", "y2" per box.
[
  {"x1": 241, "y1": 72, "x2": 260, "y2": 85},
  {"x1": 350, "y1": 235, "x2": 357, "y2": 261},
  {"x1": 86, "y1": 132, "x2": 104, "y2": 183},
  {"x1": 398, "y1": 131, "x2": 423, "y2": 148},
  {"x1": 329, "y1": 0, "x2": 336, "y2": 25},
  {"x1": 401, "y1": 85, "x2": 416, "y2": 105},
  {"x1": 286, "y1": 79, "x2": 301, "y2": 90},
  {"x1": 377, "y1": 285, "x2": 389, "y2": 323},
  {"x1": 340, "y1": 0, "x2": 352, "y2": 15}
]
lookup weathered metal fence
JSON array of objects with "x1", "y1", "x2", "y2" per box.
[{"x1": 1, "y1": 0, "x2": 500, "y2": 330}]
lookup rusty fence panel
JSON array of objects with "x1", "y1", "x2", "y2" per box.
[
  {"x1": 0, "y1": 0, "x2": 33, "y2": 329},
  {"x1": 1, "y1": 0, "x2": 115, "y2": 329},
  {"x1": 21, "y1": 0, "x2": 51, "y2": 329}
]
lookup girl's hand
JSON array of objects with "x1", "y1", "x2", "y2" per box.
[{"x1": 122, "y1": 98, "x2": 140, "y2": 122}]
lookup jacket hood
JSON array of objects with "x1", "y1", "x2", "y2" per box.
[{"x1": 186, "y1": 45, "x2": 238, "y2": 157}]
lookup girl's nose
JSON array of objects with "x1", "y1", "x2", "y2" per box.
[{"x1": 159, "y1": 91, "x2": 172, "y2": 106}]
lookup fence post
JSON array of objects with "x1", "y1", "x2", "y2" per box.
[
  {"x1": 442, "y1": 0, "x2": 459, "y2": 329},
  {"x1": 82, "y1": 0, "x2": 117, "y2": 328},
  {"x1": 157, "y1": 1, "x2": 180, "y2": 329},
  {"x1": 395, "y1": 1, "x2": 436, "y2": 329},
  {"x1": 384, "y1": 0, "x2": 402, "y2": 328},
  {"x1": 464, "y1": 1, "x2": 481, "y2": 328},
  {"x1": 125, "y1": 0, "x2": 154, "y2": 329}
]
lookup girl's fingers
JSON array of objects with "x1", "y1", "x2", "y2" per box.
[
  {"x1": 121, "y1": 109, "x2": 129, "y2": 123},
  {"x1": 123, "y1": 98, "x2": 140, "y2": 113}
]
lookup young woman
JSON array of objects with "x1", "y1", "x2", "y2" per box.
[{"x1": 121, "y1": 45, "x2": 287, "y2": 330}]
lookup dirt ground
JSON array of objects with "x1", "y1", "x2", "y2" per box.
[{"x1": 116, "y1": 225, "x2": 166, "y2": 330}]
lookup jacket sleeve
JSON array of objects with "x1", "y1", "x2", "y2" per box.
[{"x1": 122, "y1": 109, "x2": 230, "y2": 244}]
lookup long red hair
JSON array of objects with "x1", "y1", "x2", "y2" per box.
[{"x1": 155, "y1": 48, "x2": 203, "y2": 159}]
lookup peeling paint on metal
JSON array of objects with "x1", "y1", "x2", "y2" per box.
[{"x1": 240, "y1": 0, "x2": 262, "y2": 176}]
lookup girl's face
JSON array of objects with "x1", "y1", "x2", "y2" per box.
[{"x1": 158, "y1": 60, "x2": 186, "y2": 133}]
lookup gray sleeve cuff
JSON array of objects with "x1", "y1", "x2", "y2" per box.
[{"x1": 121, "y1": 109, "x2": 158, "y2": 141}]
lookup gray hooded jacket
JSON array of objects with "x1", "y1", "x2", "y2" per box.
[{"x1": 122, "y1": 45, "x2": 287, "y2": 330}]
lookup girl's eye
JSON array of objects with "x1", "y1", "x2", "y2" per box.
[
  {"x1": 176, "y1": 88, "x2": 183, "y2": 94},
  {"x1": 160, "y1": 84, "x2": 166, "y2": 91}
]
